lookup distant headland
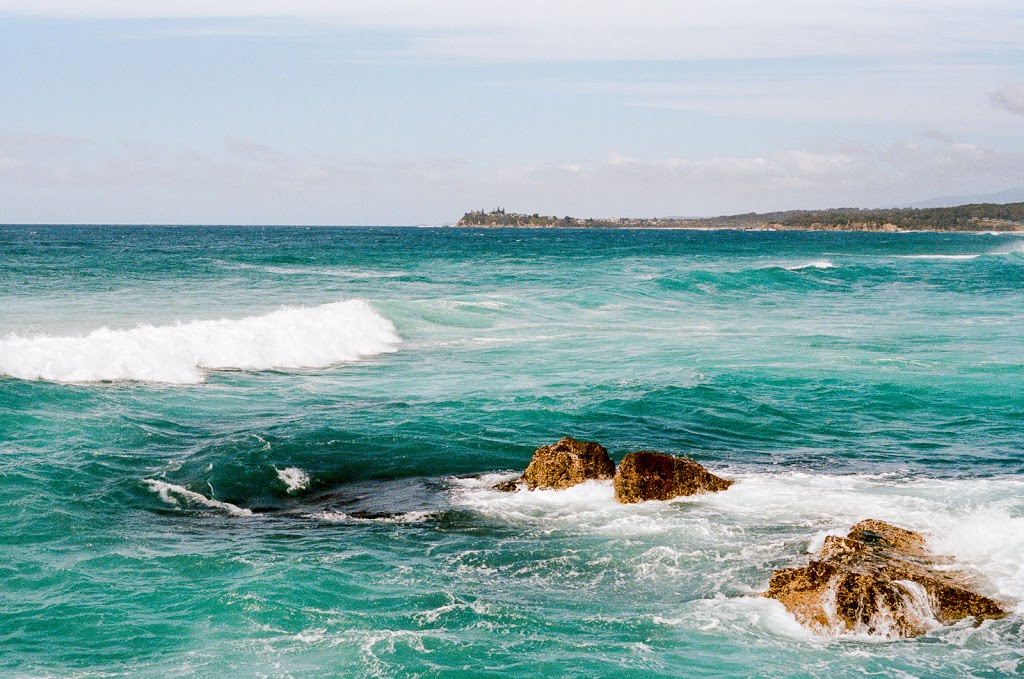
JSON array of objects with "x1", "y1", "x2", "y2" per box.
[{"x1": 457, "y1": 203, "x2": 1024, "y2": 232}]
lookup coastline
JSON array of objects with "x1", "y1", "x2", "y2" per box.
[
  {"x1": 457, "y1": 203, "x2": 1024, "y2": 233},
  {"x1": 448, "y1": 223, "x2": 1024, "y2": 233}
]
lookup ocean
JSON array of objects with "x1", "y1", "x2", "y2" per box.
[{"x1": 1, "y1": 225, "x2": 1022, "y2": 677}]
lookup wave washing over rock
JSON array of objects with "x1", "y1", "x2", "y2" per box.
[
  {"x1": 453, "y1": 470, "x2": 1023, "y2": 640},
  {"x1": 764, "y1": 519, "x2": 1006, "y2": 638},
  {"x1": 494, "y1": 437, "x2": 733, "y2": 503},
  {"x1": 0, "y1": 300, "x2": 400, "y2": 384}
]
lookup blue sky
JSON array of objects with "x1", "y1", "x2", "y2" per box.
[{"x1": 1, "y1": 1, "x2": 1022, "y2": 224}]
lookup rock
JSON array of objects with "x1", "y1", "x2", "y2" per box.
[
  {"x1": 492, "y1": 477, "x2": 522, "y2": 493},
  {"x1": 520, "y1": 437, "x2": 616, "y2": 490},
  {"x1": 844, "y1": 519, "x2": 930, "y2": 560},
  {"x1": 764, "y1": 519, "x2": 1006, "y2": 638},
  {"x1": 613, "y1": 451, "x2": 733, "y2": 503}
]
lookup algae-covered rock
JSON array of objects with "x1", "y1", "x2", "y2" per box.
[
  {"x1": 520, "y1": 437, "x2": 616, "y2": 490},
  {"x1": 764, "y1": 519, "x2": 1006, "y2": 638},
  {"x1": 613, "y1": 451, "x2": 733, "y2": 504}
]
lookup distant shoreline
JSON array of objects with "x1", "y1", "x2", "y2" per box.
[
  {"x1": 456, "y1": 203, "x2": 1024, "y2": 233},
  {"x1": 447, "y1": 223, "x2": 1024, "y2": 233}
]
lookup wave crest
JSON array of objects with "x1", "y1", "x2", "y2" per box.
[
  {"x1": 143, "y1": 479, "x2": 252, "y2": 517},
  {"x1": 784, "y1": 260, "x2": 835, "y2": 270},
  {"x1": 0, "y1": 300, "x2": 400, "y2": 384}
]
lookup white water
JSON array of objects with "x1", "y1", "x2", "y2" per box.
[
  {"x1": 898, "y1": 254, "x2": 981, "y2": 261},
  {"x1": 143, "y1": 479, "x2": 253, "y2": 517},
  {"x1": 785, "y1": 260, "x2": 835, "y2": 270},
  {"x1": 449, "y1": 471, "x2": 1024, "y2": 637},
  {"x1": 0, "y1": 300, "x2": 400, "y2": 384},
  {"x1": 312, "y1": 510, "x2": 434, "y2": 524},
  {"x1": 277, "y1": 467, "x2": 311, "y2": 495}
]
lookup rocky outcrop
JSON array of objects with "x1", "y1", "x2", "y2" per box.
[
  {"x1": 493, "y1": 441, "x2": 732, "y2": 501},
  {"x1": 613, "y1": 451, "x2": 733, "y2": 503},
  {"x1": 513, "y1": 437, "x2": 616, "y2": 491},
  {"x1": 764, "y1": 519, "x2": 1006, "y2": 638}
]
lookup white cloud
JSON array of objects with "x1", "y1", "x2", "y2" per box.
[
  {"x1": 1, "y1": 132, "x2": 1022, "y2": 223},
  {"x1": 991, "y1": 84, "x2": 1024, "y2": 116},
  {"x1": 2, "y1": 0, "x2": 1022, "y2": 62},
  {"x1": 519, "y1": 59, "x2": 1022, "y2": 128}
]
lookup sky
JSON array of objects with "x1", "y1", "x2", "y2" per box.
[{"x1": 0, "y1": 0, "x2": 1022, "y2": 224}]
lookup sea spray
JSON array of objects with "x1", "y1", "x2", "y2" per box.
[{"x1": 277, "y1": 467, "x2": 311, "y2": 495}]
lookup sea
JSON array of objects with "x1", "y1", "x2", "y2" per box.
[{"x1": 1, "y1": 225, "x2": 1023, "y2": 678}]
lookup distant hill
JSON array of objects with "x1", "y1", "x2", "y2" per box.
[
  {"x1": 908, "y1": 187, "x2": 1024, "y2": 209},
  {"x1": 457, "y1": 203, "x2": 1024, "y2": 232}
]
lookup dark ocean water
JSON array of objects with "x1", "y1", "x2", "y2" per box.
[{"x1": 1, "y1": 225, "x2": 1023, "y2": 677}]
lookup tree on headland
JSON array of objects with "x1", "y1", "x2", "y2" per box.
[{"x1": 455, "y1": 203, "x2": 1024, "y2": 231}]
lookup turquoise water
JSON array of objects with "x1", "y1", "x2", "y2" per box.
[{"x1": 1, "y1": 225, "x2": 1023, "y2": 677}]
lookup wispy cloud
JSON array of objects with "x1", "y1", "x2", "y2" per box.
[
  {"x1": 495, "y1": 142, "x2": 1024, "y2": 216},
  {"x1": 2, "y1": 132, "x2": 1021, "y2": 223},
  {"x1": 515, "y1": 61, "x2": 1020, "y2": 127},
  {"x1": 991, "y1": 84, "x2": 1024, "y2": 116},
  {"x1": 3, "y1": 1, "x2": 1022, "y2": 62}
]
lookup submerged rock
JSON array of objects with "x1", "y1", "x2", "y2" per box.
[
  {"x1": 492, "y1": 477, "x2": 523, "y2": 493},
  {"x1": 613, "y1": 451, "x2": 733, "y2": 504},
  {"x1": 764, "y1": 519, "x2": 1006, "y2": 638},
  {"x1": 518, "y1": 437, "x2": 616, "y2": 491}
]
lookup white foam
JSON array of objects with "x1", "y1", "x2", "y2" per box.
[
  {"x1": 448, "y1": 471, "x2": 1024, "y2": 631},
  {"x1": 143, "y1": 479, "x2": 252, "y2": 517},
  {"x1": 785, "y1": 260, "x2": 835, "y2": 270},
  {"x1": 312, "y1": 510, "x2": 433, "y2": 524},
  {"x1": 449, "y1": 476, "x2": 622, "y2": 525},
  {"x1": 276, "y1": 467, "x2": 310, "y2": 494},
  {"x1": 0, "y1": 299, "x2": 400, "y2": 384},
  {"x1": 684, "y1": 595, "x2": 819, "y2": 642},
  {"x1": 897, "y1": 254, "x2": 980, "y2": 260},
  {"x1": 704, "y1": 473, "x2": 1024, "y2": 603}
]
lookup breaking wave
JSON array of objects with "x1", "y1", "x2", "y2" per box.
[
  {"x1": 784, "y1": 260, "x2": 835, "y2": 270},
  {"x1": 143, "y1": 479, "x2": 253, "y2": 517},
  {"x1": 898, "y1": 254, "x2": 981, "y2": 261},
  {"x1": 0, "y1": 300, "x2": 400, "y2": 384}
]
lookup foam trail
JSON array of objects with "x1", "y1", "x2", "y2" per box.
[
  {"x1": 0, "y1": 300, "x2": 400, "y2": 384},
  {"x1": 313, "y1": 510, "x2": 433, "y2": 524},
  {"x1": 898, "y1": 254, "x2": 980, "y2": 261},
  {"x1": 143, "y1": 479, "x2": 252, "y2": 517},
  {"x1": 785, "y1": 260, "x2": 834, "y2": 270}
]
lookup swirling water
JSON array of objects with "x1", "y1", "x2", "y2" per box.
[{"x1": 1, "y1": 225, "x2": 1023, "y2": 677}]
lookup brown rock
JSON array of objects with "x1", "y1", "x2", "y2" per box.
[
  {"x1": 492, "y1": 478, "x2": 522, "y2": 493},
  {"x1": 520, "y1": 437, "x2": 616, "y2": 491},
  {"x1": 764, "y1": 519, "x2": 1006, "y2": 638},
  {"x1": 846, "y1": 519, "x2": 930, "y2": 560},
  {"x1": 613, "y1": 451, "x2": 733, "y2": 504}
]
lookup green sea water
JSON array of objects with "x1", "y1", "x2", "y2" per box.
[{"x1": 1, "y1": 225, "x2": 1023, "y2": 677}]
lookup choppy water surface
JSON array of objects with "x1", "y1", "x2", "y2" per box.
[{"x1": 1, "y1": 226, "x2": 1023, "y2": 677}]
